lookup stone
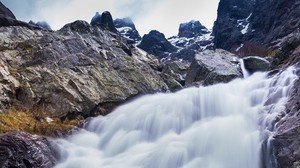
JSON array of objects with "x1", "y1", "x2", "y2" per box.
[
  {"x1": 243, "y1": 56, "x2": 271, "y2": 73},
  {"x1": 185, "y1": 49, "x2": 242, "y2": 86},
  {"x1": 0, "y1": 132, "x2": 59, "y2": 168},
  {"x1": 0, "y1": 22, "x2": 168, "y2": 119}
]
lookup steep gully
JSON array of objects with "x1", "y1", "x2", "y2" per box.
[{"x1": 54, "y1": 62, "x2": 298, "y2": 168}]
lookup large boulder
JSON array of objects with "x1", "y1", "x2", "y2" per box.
[
  {"x1": 185, "y1": 49, "x2": 242, "y2": 86},
  {"x1": 0, "y1": 21, "x2": 168, "y2": 118},
  {"x1": 114, "y1": 17, "x2": 141, "y2": 44},
  {"x1": 243, "y1": 56, "x2": 271, "y2": 74},
  {"x1": 137, "y1": 30, "x2": 178, "y2": 58},
  {"x1": 162, "y1": 60, "x2": 190, "y2": 86},
  {"x1": 0, "y1": 132, "x2": 59, "y2": 167}
]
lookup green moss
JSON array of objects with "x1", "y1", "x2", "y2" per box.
[{"x1": 0, "y1": 109, "x2": 81, "y2": 137}]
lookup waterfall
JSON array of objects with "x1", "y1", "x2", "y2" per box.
[
  {"x1": 240, "y1": 59, "x2": 250, "y2": 78},
  {"x1": 55, "y1": 67, "x2": 298, "y2": 168}
]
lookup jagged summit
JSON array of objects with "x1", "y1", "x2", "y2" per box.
[
  {"x1": 29, "y1": 20, "x2": 52, "y2": 30},
  {"x1": 178, "y1": 20, "x2": 210, "y2": 38},
  {"x1": 137, "y1": 30, "x2": 177, "y2": 58},
  {"x1": 90, "y1": 11, "x2": 118, "y2": 33},
  {"x1": 114, "y1": 17, "x2": 141, "y2": 44}
]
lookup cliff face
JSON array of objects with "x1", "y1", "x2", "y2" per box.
[{"x1": 213, "y1": 0, "x2": 300, "y2": 51}]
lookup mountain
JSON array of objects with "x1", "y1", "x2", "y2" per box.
[
  {"x1": 90, "y1": 11, "x2": 118, "y2": 33},
  {"x1": 114, "y1": 17, "x2": 141, "y2": 44}
]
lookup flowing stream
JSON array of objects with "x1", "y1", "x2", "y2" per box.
[{"x1": 55, "y1": 66, "x2": 298, "y2": 168}]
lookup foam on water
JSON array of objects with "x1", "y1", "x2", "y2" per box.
[{"x1": 55, "y1": 67, "x2": 298, "y2": 168}]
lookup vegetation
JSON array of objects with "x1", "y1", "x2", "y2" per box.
[
  {"x1": 233, "y1": 43, "x2": 277, "y2": 57},
  {"x1": 0, "y1": 109, "x2": 82, "y2": 137}
]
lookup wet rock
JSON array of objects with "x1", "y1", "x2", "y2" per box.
[
  {"x1": 0, "y1": 132, "x2": 59, "y2": 168},
  {"x1": 185, "y1": 49, "x2": 242, "y2": 86},
  {"x1": 243, "y1": 56, "x2": 271, "y2": 73}
]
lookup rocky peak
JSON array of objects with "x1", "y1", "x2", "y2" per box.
[
  {"x1": 114, "y1": 17, "x2": 141, "y2": 44},
  {"x1": 90, "y1": 11, "x2": 118, "y2": 33},
  {"x1": 0, "y1": 1, "x2": 16, "y2": 19},
  {"x1": 178, "y1": 20, "x2": 209, "y2": 38},
  {"x1": 137, "y1": 30, "x2": 177, "y2": 58},
  {"x1": 29, "y1": 20, "x2": 52, "y2": 30}
]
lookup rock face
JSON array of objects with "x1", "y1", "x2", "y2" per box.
[
  {"x1": 114, "y1": 18, "x2": 141, "y2": 44},
  {"x1": 271, "y1": 74, "x2": 300, "y2": 168},
  {"x1": 167, "y1": 20, "x2": 214, "y2": 61},
  {"x1": 90, "y1": 11, "x2": 118, "y2": 33},
  {"x1": 185, "y1": 49, "x2": 242, "y2": 86},
  {"x1": 243, "y1": 56, "x2": 271, "y2": 73},
  {"x1": 138, "y1": 30, "x2": 178, "y2": 58},
  {"x1": 213, "y1": 0, "x2": 255, "y2": 50},
  {"x1": 0, "y1": 20, "x2": 168, "y2": 118},
  {"x1": 0, "y1": 2, "x2": 15, "y2": 19},
  {"x1": 0, "y1": 132, "x2": 59, "y2": 167},
  {"x1": 213, "y1": 0, "x2": 300, "y2": 51}
]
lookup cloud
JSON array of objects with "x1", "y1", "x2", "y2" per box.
[{"x1": 1, "y1": 0, "x2": 219, "y2": 37}]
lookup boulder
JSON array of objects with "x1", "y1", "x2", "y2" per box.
[
  {"x1": 185, "y1": 49, "x2": 242, "y2": 86},
  {"x1": 0, "y1": 22, "x2": 168, "y2": 119},
  {"x1": 138, "y1": 30, "x2": 178, "y2": 58},
  {"x1": 162, "y1": 60, "x2": 190, "y2": 86},
  {"x1": 243, "y1": 56, "x2": 271, "y2": 73},
  {"x1": 0, "y1": 132, "x2": 59, "y2": 168}
]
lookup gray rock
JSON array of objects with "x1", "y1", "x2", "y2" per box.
[
  {"x1": 0, "y1": 23, "x2": 168, "y2": 118},
  {"x1": 162, "y1": 60, "x2": 190, "y2": 86},
  {"x1": 0, "y1": 132, "x2": 59, "y2": 168},
  {"x1": 185, "y1": 49, "x2": 242, "y2": 86},
  {"x1": 243, "y1": 56, "x2": 271, "y2": 73}
]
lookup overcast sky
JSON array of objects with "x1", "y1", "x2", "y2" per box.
[{"x1": 1, "y1": 0, "x2": 220, "y2": 37}]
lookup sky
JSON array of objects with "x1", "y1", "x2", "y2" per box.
[{"x1": 1, "y1": 0, "x2": 220, "y2": 37}]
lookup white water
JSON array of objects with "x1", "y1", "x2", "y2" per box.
[{"x1": 55, "y1": 67, "x2": 298, "y2": 168}]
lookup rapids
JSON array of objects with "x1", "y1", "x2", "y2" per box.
[{"x1": 55, "y1": 66, "x2": 298, "y2": 168}]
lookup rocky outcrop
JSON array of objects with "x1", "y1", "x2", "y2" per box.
[
  {"x1": 213, "y1": 0, "x2": 300, "y2": 52},
  {"x1": 213, "y1": 0, "x2": 255, "y2": 50},
  {"x1": 271, "y1": 75, "x2": 300, "y2": 168},
  {"x1": 0, "y1": 2, "x2": 15, "y2": 19},
  {"x1": 178, "y1": 20, "x2": 210, "y2": 38},
  {"x1": 185, "y1": 49, "x2": 242, "y2": 86},
  {"x1": 0, "y1": 132, "x2": 59, "y2": 167},
  {"x1": 90, "y1": 11, "x2": 118, "y2": 33},
  {"x1": 114, "y1": 18, "x2": 141, "y2": 44},
  {"x1": 243, "y1": 56, "x2": 271, "y2": 74},
  {"x1": 162, "y1": 60, "x2": 190, "y2": 86},
  {"x1": 0, "y1": 20, "x2": 168, "y2": 118},
  {"x1": 138, "y1": 30, "x2": 178, "y2": 58}
]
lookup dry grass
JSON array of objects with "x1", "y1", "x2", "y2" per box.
[{"x1": 0, "y1": 109, "x2": 81, "y2": 137}]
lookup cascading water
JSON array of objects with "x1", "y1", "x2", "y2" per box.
[{"x1": 55, "y1": 67, "x2": 298, "y2": 168}]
